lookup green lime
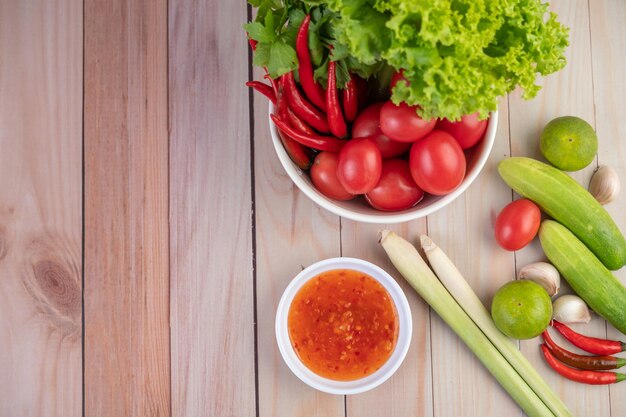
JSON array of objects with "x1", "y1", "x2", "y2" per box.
[
  {"x1": 540, "y1": 116, "x2": 598, "y2": 171},
  {"x1": 491, "y1": 280, "x2": 552, "y2": 340}
]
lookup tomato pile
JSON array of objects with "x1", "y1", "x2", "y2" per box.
[{"x1": 247, "y1": 16, "x2": 490, "y2": 212}]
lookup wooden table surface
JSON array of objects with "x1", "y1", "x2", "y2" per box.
[{"x1": 0, "y1": 1, "x2": 624, "y2": 416}]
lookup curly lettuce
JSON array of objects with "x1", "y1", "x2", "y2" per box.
[{"x1": 323, "y1": 0, "x2": 569, "y2": 120}]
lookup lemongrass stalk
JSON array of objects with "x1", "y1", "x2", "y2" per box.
[
  {"x1": 380, "y1": 230, "x2": 556, "y2": 417},
  {"x1": 420, "y1": 235, "x2": 572, "y2": 417}
]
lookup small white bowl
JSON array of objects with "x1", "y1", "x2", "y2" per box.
[
  {"x1": 275, "y1": 257, "x2": 412, "y2": 395},
  {"x1": 269, "y1": 104, "x2": 498, "y2": 223}
]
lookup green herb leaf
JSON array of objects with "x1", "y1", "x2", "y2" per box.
[
  {"x1": 252, "y1": 42, "x2": 271, "y2": 67},
  {"x1": 335, "y1": 59, "x2": 351, "y2": 88},
  {"x1": 283, "y1": 8, "x2": 306, "y2": 46},
  {"x1": 244, "y1": 21, "x2": 276, "y2": 43},
  {"x1": 267, "y1": 40, "x2": 298, "y2": 78},
  {"x1": 313, "y1": 58, "x2": 328, "y2": 88},
  {"x1": 264, "y1": 8, "x2": 276, "y2": 32}
]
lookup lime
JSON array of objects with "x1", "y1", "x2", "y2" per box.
[
  {"x1": 491, "y1": 280, "x2": 552, "y2": 340},
  {"x1": 540, "y1": 116, "x2": 597, "y2": 171}
]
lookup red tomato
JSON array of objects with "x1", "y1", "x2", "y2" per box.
[
  {"x1": 437, "y1": 112, "x2": 489, "y2": 149},
  {"x1": 409, "y1": 130, "x2": 466, "y2": 195},
  {"x1": 310, "y1": 152, "x2": 354, "y2": 201},
  {"x1": 390, "y1": 70, "x2": 409, "y2": 90},
  {"x1": 380, "y1": 101, "x2": 436, "y2": 143},
  {"x1": 494, "y1": 199, "x2": 541, "y2": 251},
  {"x1": 352, "y1": 102, "x2": 412, "y2": 158},
  {"x1": 337, "y1": 138, "x2": 383, "y2": 194},
  {"x1": 365, "y1": 159, "x2": 424, "y2": 211}
]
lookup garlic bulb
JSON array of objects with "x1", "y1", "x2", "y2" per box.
[
  {"x1": 552, "y1": 294, "x2": 591, "y2": 324},
  {"x1": 589, "y1": 165, "x2": 620, "y2": 205},
  {"x1": 518, "y1": 262, "x2": 560, "y2": 296}
]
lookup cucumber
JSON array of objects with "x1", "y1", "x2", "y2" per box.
[
  {"x1": 539, "y1": 220, "x2": 626, "y2": 334},
  {"x1": 498, "y1": 157, "x2": 626, "y2": 270}
]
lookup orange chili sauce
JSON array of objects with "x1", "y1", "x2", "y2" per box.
[{"x1": 288, "y1": 269, "x2": 399, "y2": 381}]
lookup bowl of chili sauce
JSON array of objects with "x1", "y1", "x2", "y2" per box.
[{"x1": 275, "y1": 257, "x2": 412, "y2": 394}]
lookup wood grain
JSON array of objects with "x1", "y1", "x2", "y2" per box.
[
  {"x1": 2, "y1": 1, "x2": 625, "y2": 416},
  {"x1": 508, "y1": 1, "x2": 611, "y2": 416},
  {"x1": 251, "y1": 69, "x2": 345, "y2": 417},
  {"x1": 84, "y1": 0, "x2": 170, "y2": 416},
  {"x1": 341, "y1": 221, "x2": 433, "y2": 417},
  {"x1": 425, "y1": 98, "x2": 520, "y2": 417},
  {"x1": 588, "y1": 1, "x2": 626, "y2": 415},
  {"x1": 168, "y1": 1, "x2": 256, "y2": 416},
  {"x1": 0, "y1": 1, "x2": 82, "y2": 416}
]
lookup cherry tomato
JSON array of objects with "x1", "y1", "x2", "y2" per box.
[
  {"x1": 352, "y1": 102, "x2": 412, "y2": 159},
  {"x1": 310, "y1": 152, "x2": 354, "y2": 201},
  {"x1": 494, "y1": 199, "x2": 541, "y2": 251},
  {"x1": 380, "y1": 101, "x2": 436, "y2": 143},
  {"x1": 337, "y1": 138, "x2": 383, "y2": 194},
  {"x1": 390, "y1": 70, "x2": 409, "y2": 90},
  {"x1": 365, "y1": 159, "x2": 424, "y2": 211},
  {"x1": 409, "y1": 130, "x2": 466, "y2": 195},
  {"x1": 437, "y1": 112, "x2": 489, "y2": 149}
]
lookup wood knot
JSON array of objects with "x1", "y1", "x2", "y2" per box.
[
  {"x1": 22, "y1": 233, "x2": 81, "y2": 338},
  {"x1": 32, "y1": 259, "x2": 81, "y2": 318}
]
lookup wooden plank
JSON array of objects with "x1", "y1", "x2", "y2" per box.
[
  {"x1": 341, "y1": 221, "x2": 433, "y2": 417},
  {"x1": 0, "y1": 1, "x2": 82, "y2": 416},
  {"x1": 84, "y1": 0, "x2": 170, "y2": 415},
  {"x1": 425, "y1": 98, "x2": 519, "y2": 417},
  {"x1": 168, "y1": 1, "x2": 256, "y2": 416},
  {"x1": 508, "y1": 1, "x2": 611, "y2": 416},
  {"x1": 588, "y1": 1, "x2": 626, "y2": 416},
  {"x1": 251, "y1": 70, "x2": 345, "y2": 416}
]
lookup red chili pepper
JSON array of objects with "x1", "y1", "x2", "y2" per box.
[
  {"x1": 272, "y1": 78, "x2": 314, "y2": 169},
  {"x1": 246, "y1": 81, "x2": 276, "y2": 105},
  {"x1": 541, "y1": 344, "x2": 626, "y2": 385},
  {"x1": 277, "y1": 129, "x2": 314, "y2": 170},
  {"x1": 282, "y1": 72, "x2": 330, "y2": 134},
  {"x1": 263, "y1": 74, "x2": 279, "y2": 99},
  {"x1": 542, "y1": 330, "x2": 626, "y2": 370},
  {"x1": 286, "y1": 108, "x2": 315, "y2": 135},
  {"x1": 326, "y1": 60, "x2": 347, "y2": 138},
  {"x1": 296, "y1": 15, "x2": 326, "y2": 111},
  {"x1": 275, "y1": 77, "x2": 288, "y2": 115},
  {"x1": 552, "y1": 320, "x2": 626, "y2": 355},
  {"x1": 270, "y1": 114, "x2": 345, "y2": 152},
  {"x1": 342, "y1": 74, "x2": 358, "y2": 123}
]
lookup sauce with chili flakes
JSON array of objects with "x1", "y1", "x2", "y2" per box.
[{"x1": 288, "y1": 269, "x2": 399, "y2": 381}]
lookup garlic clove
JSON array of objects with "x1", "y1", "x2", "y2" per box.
[
  {"x1": 518, "y1": 262, "x2": 560, "y2": 296},
  {"x1": 552, "y1": 294, "x2": 591, "y2": 324},
  {"x1": 589, "y1": 165, "x2": 620, "y2": 205}
]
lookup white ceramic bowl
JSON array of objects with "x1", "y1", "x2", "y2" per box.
[
  {"x1": 275, "y1": 257, "x2": 412, "y2": 395},
  {"x1": 269, "y1": 104, "x2": 498, "y2": 223}
]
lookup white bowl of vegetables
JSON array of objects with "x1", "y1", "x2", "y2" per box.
[
  {"x1": 247, "y1": 0, "x2": 568, "y2": 223},
  {"x1": 268, "y1": 100, "x2": 497, "y2": 224}
]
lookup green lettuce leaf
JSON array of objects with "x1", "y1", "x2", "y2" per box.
[{"x1": 320, "y1": 0, "x2": 569, "y2": 120}]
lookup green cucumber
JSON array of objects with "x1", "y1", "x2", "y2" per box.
[
  {"x1": 539, "y1": 220, "x2": 626, "y2": 334},
  {"x1": 498, "y1": 157, "x2": 626, "y2": 270}
]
